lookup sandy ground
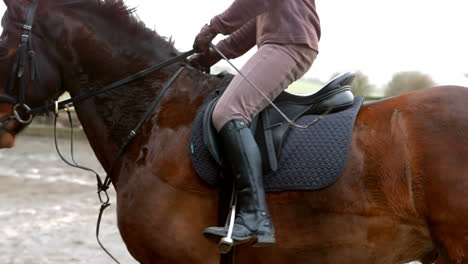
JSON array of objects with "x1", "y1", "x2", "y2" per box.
[{"x1": 0, "y1": 135, "x2": 137, "y2": 264}]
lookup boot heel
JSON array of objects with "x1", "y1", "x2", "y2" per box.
[{"x1": 253, "y1": 234, "x2": 276, "y2": 247}]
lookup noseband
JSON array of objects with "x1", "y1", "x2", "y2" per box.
[{"x1": 0, "y1": 2, "x2": 40, "y2": 133}]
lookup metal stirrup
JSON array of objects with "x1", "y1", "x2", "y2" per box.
[{"x1": 218, "y1": 182, "x2": 237, "y2": 254}]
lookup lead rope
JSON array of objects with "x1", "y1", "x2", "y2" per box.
[{"x1": 210, "y1": 44, "x2": 331, "y2": 129}]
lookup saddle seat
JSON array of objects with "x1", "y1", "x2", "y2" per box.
[{"x1": 203, "y1": 72, "x2": 356, "y2": 171}]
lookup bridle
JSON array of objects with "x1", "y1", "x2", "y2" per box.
[
  {"x1": 1, "y1": 2, "x2": 196, "y2": 263},
  {"x1": 0, "y1": 2, "x2": 196, "y2": 135},
  {"x1": 0, "y1": 2, "x2": 40, "y2": 133}
]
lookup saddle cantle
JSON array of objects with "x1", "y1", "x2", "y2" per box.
[
  {"x1": 190, "y1": 72, "x2": 364, "y2": 192},
  {"x1": 259, "y1": 72, "x2": 355, "y2": 171},
  {"x1": 203, "y1": 72, "x2": 356, "y2": 171},
  {"x1": 274, "y1": 72, "x2": 355, "y2": 109}
]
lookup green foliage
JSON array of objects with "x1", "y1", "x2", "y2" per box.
[
  {"x1": 385, "y1": 71, "x2": 435, "y2": 97},
  {"x1": 465, "y1": 73, "x2": 468, "y2": 78},
  {"x1": 351, "y1": 72, "x2": 375, "y2": 97}
]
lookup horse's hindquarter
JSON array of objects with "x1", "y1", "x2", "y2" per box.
[
  {"x1": 391, "y1": 86, "x2": 468, "y2": 262},
  {"x1": 238, "y1": 88, "x2": 468, "y2": 263}
]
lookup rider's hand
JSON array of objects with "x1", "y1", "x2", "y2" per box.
[
  {"x1": 193, "y1": 24, "x2": 219, "y2": 53},
  {"x1": 188, "y1": 48, "x2": 222, "y2": 73}
]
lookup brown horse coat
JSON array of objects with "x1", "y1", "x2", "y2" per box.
[{"x1": 0, "y1": 0, "x2": 467, "y2": 263}]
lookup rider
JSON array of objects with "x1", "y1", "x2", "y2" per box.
[{"x1": 191, "y1": 0, "x2": 321, "y2": 246}]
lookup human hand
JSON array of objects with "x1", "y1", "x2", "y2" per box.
[
  {"x1": 193, "y1": 24, "x2": 219, "y2": 53},
  {"x1": 188, "y1": 48, "x2": 222, "y2": 73}
]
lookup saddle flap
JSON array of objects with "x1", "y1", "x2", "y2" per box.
[{"x1": 202, "y1": 98, "x2": 223, "y2": 166}]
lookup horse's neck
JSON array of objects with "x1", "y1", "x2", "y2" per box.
[
  {"x1": 72, "y1": 68, "x2": 219, "y2": 189},
  {"x1": 61, "y1": 10, "x2": 176, "y2": 83},
  {"x1": 54, "y1": 6, "x2": 221, "y2": 189},
  {"x1": 54, "y1": 9, "x2": 174, "y2": 171}
]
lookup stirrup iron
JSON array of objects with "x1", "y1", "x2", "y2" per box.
[{"x1": 218, "y1": 183, "x2": 237, "y2": 254}]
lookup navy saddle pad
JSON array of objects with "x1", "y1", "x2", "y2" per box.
[{"x1": 190, "y1": 85, "x2": 364, "y2": 193}]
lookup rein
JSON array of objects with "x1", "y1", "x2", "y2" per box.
[
  {"x1": 30, "y1": 50, "x2": 195, "y2": 115},
  {"x1": 1, "y1": 2, "x2": 196, "y2": 132},
  {"x1": 51, "y1": 64, "x2": 190, "y2": 264},
  {"x1": 54, "y1": 65, "x2": 188, "y2": 264},
  {"x1": 3, "y1": 2, "x2": 197, "y2": 262}
]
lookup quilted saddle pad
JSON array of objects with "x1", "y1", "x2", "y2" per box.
[{"x1": 190, "y1": 92, "x2": 364, "y2": 192}]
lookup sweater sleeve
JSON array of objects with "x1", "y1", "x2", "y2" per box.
[
  {"x1": 210, "y1": 0, "x2": 269, "y2": 34},
  {"x1": 215, "y1": 19, "x2": 256, "y2": 59}
]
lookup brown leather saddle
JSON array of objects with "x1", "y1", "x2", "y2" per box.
[{"x1": 202, "y1": 72, "x2": 356, "y2": 172}]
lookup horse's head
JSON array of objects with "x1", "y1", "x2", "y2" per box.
[{"x1": 0, "y1": 0, "x2": 63, "y2": 148}]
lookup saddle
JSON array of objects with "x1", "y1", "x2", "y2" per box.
[{"x1": 203, "y1": 72, "x2": 356, "y2": 172}]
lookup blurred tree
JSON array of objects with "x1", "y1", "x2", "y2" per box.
[
  {"x1": 385, "y1": 71, "x2": 435, "y2": 97},
  {"x1": 464, "y1": 73, "x2": 468, "y2": 78},
  {"x1": 329, "y1": 72, "x2": 341, "y2": 80},
  {"x1": 330, "y1": 71, "x2": 375, "y2": 97},
  {"x1": 351, "y1": 72, "x2": 375, "y2": 97}
]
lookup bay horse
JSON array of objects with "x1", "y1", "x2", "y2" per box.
[{"x1": 1, "y1": 0, "x2": 467, "y2": 263}]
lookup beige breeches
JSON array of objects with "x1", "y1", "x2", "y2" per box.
[{"x1": 212, "y1": 43, "x2": 317, "y2": 131}]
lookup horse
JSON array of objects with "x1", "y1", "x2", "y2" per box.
[{"x1": 1, "y1": 0, "x2": 468, "y2": 263}]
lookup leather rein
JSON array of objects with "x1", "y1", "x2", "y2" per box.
[
  {"x1": 0, "y1": 2, "x2": 195, "y2": 134},
  {"x1": 3, "y1": 2, "x2": 196, "y2": 263}
]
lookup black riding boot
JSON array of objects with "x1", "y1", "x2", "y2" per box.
[{"x1": 204, "y1": 119, "x2": 275, "y2": 247}]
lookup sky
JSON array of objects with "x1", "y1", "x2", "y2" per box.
[{"x1": 2, "y1": 0, "x2": 468, "y2": 88}]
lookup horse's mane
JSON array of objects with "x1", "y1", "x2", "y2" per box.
[
  {"x1": 43, "y1": 0, "x2": 210, "y2": 145},
  {"x1": 56, "y1": 0, "x2": 178, "y2": 57}
]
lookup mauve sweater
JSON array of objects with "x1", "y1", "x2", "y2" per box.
[{"x1": 211, "y1": 0, "x2": 321, "y2": 59}]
